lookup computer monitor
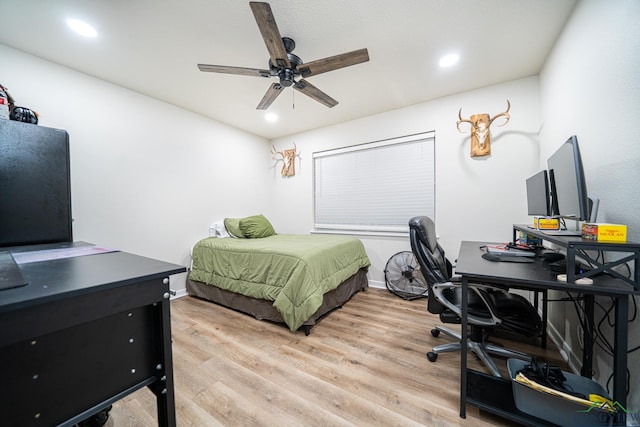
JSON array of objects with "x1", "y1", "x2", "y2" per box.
[
  {"x1": 525, "y1": 170, "x2": 551, "y2": 216},
  {"x1": 547, "y1": 135, "x2": 590, "y2": 221}
]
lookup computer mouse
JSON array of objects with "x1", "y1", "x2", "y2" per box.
[{"x1": 542, "y1": 252, "x2": 565, "y2": 262}]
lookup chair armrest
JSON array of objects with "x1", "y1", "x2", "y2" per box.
[{"x1": 431, "y1": 282, "x2": 502, "y2": 328}]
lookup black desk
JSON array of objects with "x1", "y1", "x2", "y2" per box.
[
  {"x1": 0, "y1": 242, "x2": 185, "y2": 427},
  {"x1": 455, "y1": 240, "x2": 639, "y2": 426}
]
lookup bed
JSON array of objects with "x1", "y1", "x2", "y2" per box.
[{"x1": 186, "y1": 217, "x2": 371, "y2": 334}]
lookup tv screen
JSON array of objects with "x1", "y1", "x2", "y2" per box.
[
  {"x1": 547, "y1": 135, "x2": 590, "y2": 221},
  {"x1": 525, "y1": 170, "x2": 551, "y2": 216},
  {"x1": 0, "y1": 121, "x2": 72, "y2": 247}
]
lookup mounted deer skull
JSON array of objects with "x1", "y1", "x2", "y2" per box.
[
  {"x1": 271, "y1": 143, "x2": 298, "y2": 177},
  {"x1": 457, "y1": 100, "x2": 511, "y2": 157}
]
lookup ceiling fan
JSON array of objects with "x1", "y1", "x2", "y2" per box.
[{"x1": 197, "y1": 1, "x2": 370, "y2": 110}]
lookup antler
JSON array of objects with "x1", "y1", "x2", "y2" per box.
[
  {"x1": 271, "y1": 145, "x2": 284, "y2": 159},
  {"x1": 456, "y1": 108, "x2": 474, "y2": 133},
  {"x1": 489, "y1": 99, "x2": 511, "y2": 127}
]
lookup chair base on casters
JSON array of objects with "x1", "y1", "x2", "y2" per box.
[{"x1": 426, "y1": 325, "x2": 531, "y2": 378}]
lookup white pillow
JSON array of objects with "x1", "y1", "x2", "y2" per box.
[{"x1": 208, "y1": 220, "x2": 231, "y2": 238}]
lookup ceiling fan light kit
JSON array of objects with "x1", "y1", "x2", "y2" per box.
[{"x1": 197, "y1": 1, "x2": 369, "y2": 110}]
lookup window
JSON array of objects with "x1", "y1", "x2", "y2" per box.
[{"x1": 313, "y1": 131, "x2": 435, "y2": 234}]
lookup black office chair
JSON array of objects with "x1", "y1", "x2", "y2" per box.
[{"x1": 409, "y1": 216, "x2": 542, "y2": 377}]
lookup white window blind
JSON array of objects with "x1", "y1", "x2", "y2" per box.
[{"x1": 313, "y1": 132, "x2": 435, "y2": 233}]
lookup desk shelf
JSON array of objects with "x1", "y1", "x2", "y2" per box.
[{"x1": 514, "y1": 224, "x2": 640, "y2": 290}]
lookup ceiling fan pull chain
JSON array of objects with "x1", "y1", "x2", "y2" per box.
[{"x1": 292, "y1": 87, "x2": 295, "y2": 110}]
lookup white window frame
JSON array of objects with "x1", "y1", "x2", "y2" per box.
[{"x1": 313, "y1": 131, "x2": 435, "y2": 236}]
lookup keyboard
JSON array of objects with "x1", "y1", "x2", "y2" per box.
[{"x1": 486, "y1": 247, "x2": 535, "y2": 257}]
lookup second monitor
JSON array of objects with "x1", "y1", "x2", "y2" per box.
[{"x1": 526, "y1": 170, "x2": 551, "y2": 217}]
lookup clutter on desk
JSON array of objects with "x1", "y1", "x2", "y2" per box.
[
  {"x1": 0, "y1": 84, "x2": 39, "y2": 124},
  {"x1": 582, "y1": 223, "x2": 627, "y2": 243},
  {"x1": 516, "y1": 230, "x2": 543, "y2": 246},
  {"x1": 482, "y1": 252, "x2": 534, "y2": 263},
  {"x1": 482, "y1": 243, "x2": 536, "y2": 257},
  {"x1": 556, "y1": 274, "x2": 594, "y2": 285},
  {"x1": 480, "y1": 243, "x2": 536, "y2": 263},
  {"x1": 533, "y1": 216, "x2": 560, "y2": 231},
  {"x1": 506, "y1": 242, "x2": 537, "y2": 251}
]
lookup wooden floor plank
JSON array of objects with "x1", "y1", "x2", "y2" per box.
[{"x1": 106, "y1": 288, "x2": 565, "y2": 426}]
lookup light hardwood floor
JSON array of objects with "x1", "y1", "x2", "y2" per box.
[{"x1": 107, "y1": 288, "x2": 565, "y2": 426}]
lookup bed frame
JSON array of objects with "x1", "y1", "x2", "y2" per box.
[{"x1": 186, "y1": 268, "x2": 368, "y2": 335}]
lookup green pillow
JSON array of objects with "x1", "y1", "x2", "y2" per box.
[
  {"x1": 223, "y1": 217, "x2": 244, "y2": 238},
  {"x1": 239, "y1": 214, "x2": 276, "y2": 239}
]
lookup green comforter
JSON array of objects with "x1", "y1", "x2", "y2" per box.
[{"x1": 189, "y1": 234, "x2": 371, "y2": 331}]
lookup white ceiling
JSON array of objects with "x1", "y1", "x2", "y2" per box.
[{"x1": 0, "y1": 0, "x2": 577, "y2": 140}]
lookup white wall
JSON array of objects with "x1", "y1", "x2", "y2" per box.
[
  {"x1": 270, "y1": 77, "x2": 541, "y2": 287},
  {"x1": 0, "y1": 44, "x2": 272, "y2": 293},
  {"x1": 4, "y1": 0, "x2": 638, "y2": 412},
  {"x1": 539, "y1": 0, "x2": 640, "y2": 415}
]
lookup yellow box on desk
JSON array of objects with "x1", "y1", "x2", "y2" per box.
[
  {"x1": 533, "y1": 217, "x2": 560, "y2": 230},
  {"x1": 582, "y1": 223, "x2": 627, "y2": 242}
]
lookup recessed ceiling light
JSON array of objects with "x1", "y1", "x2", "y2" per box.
[
  {"x1": 66, "y1": 18, "x2": 98, "y2": 38},
  {"x1": 265, "y1": 113, "x2": 278, "y2": 122},
  {"x1": 439, "y1": 53, "x2": 460, "y2": 68}
]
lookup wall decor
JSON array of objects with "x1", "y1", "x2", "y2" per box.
[
  {"x1": 272, "y1": 143, "x2": 298, "y2": 177},
  {"x1": 456, "y1": 99, "x2": 510, "y2": 157}
]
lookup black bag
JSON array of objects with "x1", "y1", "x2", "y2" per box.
[
  {"x1": 0, "y1": 84, "x2": 38, "y2": 124},
  {"x1": 10, "y1": 106, "x2": 38, "y2": 124}
]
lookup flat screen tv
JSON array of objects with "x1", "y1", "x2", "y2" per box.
[
  {"x1": 525, "y1": 170, "x2": 551, "y2": 216},
  {"x1": 547, "y1": 135, "x2": 590, "y2": 221},
  {"x1": 0, "y1": 120, "x2": 72, "y2": 247}
]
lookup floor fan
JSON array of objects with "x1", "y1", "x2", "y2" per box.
[{"x1": 384, "y1": 251, "x2": 428, "y2": 300}]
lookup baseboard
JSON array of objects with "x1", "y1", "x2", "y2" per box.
[
  {"x1": 170, "y1": 287, "x2": 189, "y2": 300},
  {"x1": 368, "y1": 279, "x2": 385, "y2": 290}
]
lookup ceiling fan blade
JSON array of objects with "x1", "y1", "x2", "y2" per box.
[
  {"x1": 249, "y1": 2, "x2": 291, "y2": 69},
  {"x1": 256, "y1": 83, "x2": 285, "y2": 110},
  {"x1": 198, "y1": 64, "x2": 272, "y2": 78},
  {"x1": 298, "y1": 48, "x2": 369, "y2": 78},
  {"x1": 293, "y1": 79, "x2": 338, "y2": 108}
]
